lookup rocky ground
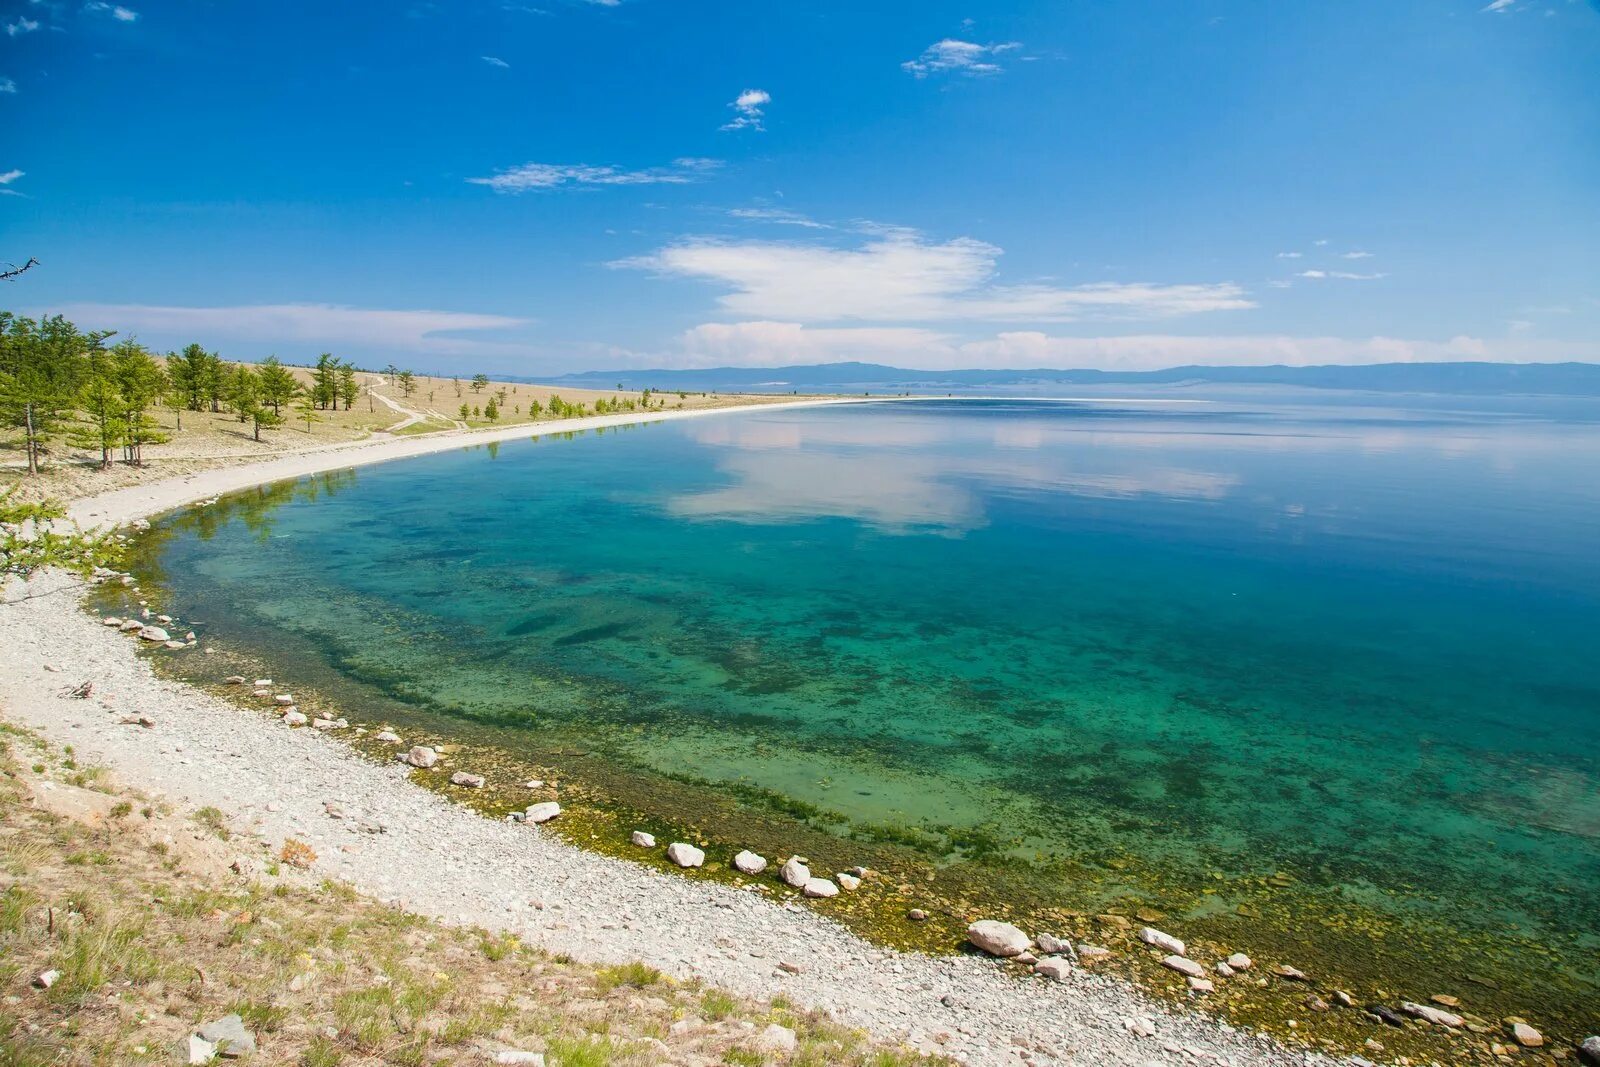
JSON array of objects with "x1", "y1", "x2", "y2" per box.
[{"x1": 0, "y1": 571, "x2": 1358, "y2": 1067}]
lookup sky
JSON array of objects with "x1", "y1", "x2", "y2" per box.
[{"x1": 3, "y1": 0, "x2": 1599, "y2": 375}]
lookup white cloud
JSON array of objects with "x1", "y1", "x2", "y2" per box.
[
  {"x1": 0, "y1": 78, "x2": 16, "y2": 94},
  {"x1": 727, "y1": 207, "x2": 829, "y2": 229},
  {"x1": 6, "y1": 17, "x2": 41, "y2": 35},
  {"x1": 48, "y1": 303, "x2": 530, "y2": 355},
  {"x1": 616, "y1": 229, "x2": 1253, "y2": 323},
  {"x1": 481, "y1": 55, "x2": 510, "y2": 68},
  {"x1": 1275, "y1": 251, "x2": 1302, "y2": 259},
  {"x1": 1339, "y1": 251, "x2": 1374, "y2": 259},
  {"x1": 721, "y1": 88, "x2": 770, "y2": 132},
  {"x1": 667, "y1": 323, "x2": 1597, "y2": 372},
  {"x1": 467, "y1": 157, "x2": 722, "y2": 192},
  {"x1": 84, "y1": 2, "x2": 139, "y2": 20},
  {"x1": 902, "y1": 39, "x2": 1021, "y2": 78},
  {"x1": 1296, "y1": 269, "x2": 1386, "y2": 280},
  {"x1": 1482, "y1": 0, "x2": 1515, "y2": 11},
  {"x1": 0, "y1": 169, "x2": 22, "y2": 184}
]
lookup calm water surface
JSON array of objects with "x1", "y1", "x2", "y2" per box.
[{"x1": 142, "y1": 395, "x2": 1600, "y2": 996}]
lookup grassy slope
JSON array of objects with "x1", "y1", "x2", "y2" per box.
[{"x1": 0, "y1": 722, "x2": 938, "y2": 1067}]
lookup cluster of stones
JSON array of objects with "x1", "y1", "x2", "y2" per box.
[
  {"x1": 102, "y1": 604, "x2": 202, "y2": 652},
  {"x1": 222, "y1": 676, "x2": 346, "y2": 731},
  {"x1": 626, "y1": 833, "x2": 868, "y2": 900}
]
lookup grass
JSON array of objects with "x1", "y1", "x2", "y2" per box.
[{"x1": 0, "y1": 723, "x2": 947, "y2": 1067}]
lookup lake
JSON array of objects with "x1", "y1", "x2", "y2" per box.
[{"x1": 133, "y1": 393, "x2": 1600, "y2": 1034}]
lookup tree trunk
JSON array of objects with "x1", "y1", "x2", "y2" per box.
[{"x1": 24, "y1": 402, "x2": 38, "y2": 475}]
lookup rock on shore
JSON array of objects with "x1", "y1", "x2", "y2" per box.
[{"x1": 967, "y1": 920, "x2": 1030, "y2": 958}]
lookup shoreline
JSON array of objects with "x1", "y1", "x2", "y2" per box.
[{"x1": 0, "y1": 397, "x2": 1351, "y2": 1067}]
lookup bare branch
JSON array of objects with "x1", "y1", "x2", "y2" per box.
[{"x1": 1, "y1": 257, "x2": 40, "y2": 281}]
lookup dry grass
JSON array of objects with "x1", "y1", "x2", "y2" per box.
[{"x1": 0, "y1": 722, "x2": 943, "y2": 1066}]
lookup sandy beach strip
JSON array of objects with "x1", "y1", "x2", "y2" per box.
[{"x1": 5, "y1": 400, "x2": 1343, "y2": 1067}]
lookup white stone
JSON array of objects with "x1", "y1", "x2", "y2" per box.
[
  {"x1": 32, "y1": 969, "x2": 59, "y2": 989},
  {"x1": 836, "y1": 872, "x2": 861, "y2": 891},
  {"x1": 1162, "y1": 955, "x2": 1205, "y2": 979},
  {"x1": 1186, "y1": 976, "x2": 1215, "y2": 993},
  {"x1": 1033, "y1": 958, "x2": 1072, "y2": 981},
  {"x1": 224, "y1": 676, "x2": 246, "y2": 685},
  {"x1": 666, "y1": 842, "x2": 705, "y2": 868},
  {"x1": 753, "y1": 1024, "x2": 797, "y2": 1054},
  {"x1": 524, "y1": 802, "x2": 561, "y2": 824},
  {"x1": 1225, "y1": 952, "x2": 1252, "y2": 971},
  {"x1": 186, "y1": 1035, "x2": 215, "y2": 1065},
  {"x1": 374, "y1": 730, "x2": 401, "y2": 743},
  {"x1": 1138, "y1": 927, "x2": 1185, "y2": 956},
  {"x1": 966, "y1": 920, "x2": 1030, "y2": 958},
  {"x1": 733, "y1": 850, "x2": 766, "y2": 874},
  {"x1": 138, "y1": 626, "x2": 171, "y2": 642},
  {"x1": 780, "y1": 856, "x2": 811, "y2": 887},
  {"x1": 449, "y1": 772, "x2": 485, "y2": 788},
  {"x1": 1511, "y1": 1022, "x2": 1543, "y2": 1048},
  {"x1": 252, "y1": 679, "x2": 272, "y2": 688},
  {"x1": 1215, "y1": 961, "x2": 1235, "y2": 977},
  {"x1": 802, "y1": 877, "x2": 838, "y2": 898},
  {"x1": 1401, "y1": 1001, "x2": 1464, "y2": 1028},
  {"x1": 102, "y1": 617, "x2": 122, "y2": 627},
  {"x1": 631, "y1": 831, "x2": 656, "y2": 848},
  {"x1": 274, "y1": 694, "x2": 295, "y2": 706},
  {"x1": 494, "y1": 1053, "x2": 545, "y2": 1066},
  {"x1": 282, "y1": 711, "x2": 308, "y2": 727},
  {"x1": 165, "y1": 640, "x2": 187, "y2": 650},
  {"x1": 402, "y1": 746, "x2": 438, "y2": 769}
]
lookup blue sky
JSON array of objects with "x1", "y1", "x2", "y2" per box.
[{"x1": 4, "y1": 0, "x2": 1598, "y2": 374}]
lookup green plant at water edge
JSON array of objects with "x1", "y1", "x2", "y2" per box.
[{"x1": 0, "y1": 489, "x2": 124, "y2": 589}]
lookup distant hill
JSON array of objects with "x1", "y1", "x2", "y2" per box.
[{"x1": 541, "y1": 361, "x2": 1600, "y2": 397}]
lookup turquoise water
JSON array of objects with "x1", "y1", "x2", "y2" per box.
[{"x1": 140, "y1": 396, "x2": 1600, "y2": 1001}]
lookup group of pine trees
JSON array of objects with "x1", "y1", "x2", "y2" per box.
[{"x1": 0, "y1": 310, "x2": 365, "y2": 474}]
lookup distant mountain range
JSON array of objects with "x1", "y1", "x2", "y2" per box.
[{"x1": 543, "y1": 361, "x2": 1600, "y2": 397}]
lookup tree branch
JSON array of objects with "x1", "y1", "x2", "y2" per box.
[{"x1": 1, "y1": 257, "x2": 40, "y2": 281}]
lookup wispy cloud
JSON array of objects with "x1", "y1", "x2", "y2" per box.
[
  {"x1": 1296, "y1": 269, "x2": 1386, "y2": 280},
  {"x1": 902, "y1": 39, "x2": 1021, "y2": 78},
  {"x1": 1275, "y1": 251, "x2": 1302, "y2": 259},
  {"x1": 1338, "y1": 250, "x2": 1374, "y2": 259},
  {"x1": 672, "y1": 323, "x2": 1595, "y2": 371},
  {"x1": 616, "y1": 228, "x2": 1253, "y2": 324},
  {"x1": 0, "y1": 78, "x2": 16, "y2": 95},
  {"x1": 84, "y1": 2, "x2": 139, "y2": 21},
  {"x1": 50, "y1": 303, "x2": 530, "y2": 355},
  {"x1": 467, "y1": 157, "x2": 722, "y2": 193},
  {"x1": 721, "y1": 88, "x2": 770, "y2": 132},
  {"x1": 0, "y1": 169, "x2": 24, "y2": 197},
  {"x1": 481, "y1": 55, "x2": 510, "y2": 68},
  {"x1": 5, "y1": 17, "x2": 41, "y2": 36},
  {"x1": 1482, "y1": 0, "x2": 1515, "y2": 11},
  {"x1": 727, "y1": 207, "x2": 829, "y2": 229}
]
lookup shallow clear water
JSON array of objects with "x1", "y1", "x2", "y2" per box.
[{"x1": 143, "y1": 395, "x2": 1600, "y2": 989}]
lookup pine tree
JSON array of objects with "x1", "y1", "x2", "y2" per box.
[
  {"x1": 471, "y1": 373, "x2": 488, "y2": 394},
  {"x1": 313, "y1": 353, "x2": 338, "y2": 410},
  {"x1": 337, "y1": 362, "x2": 359, "y2": 409},
  {"x1": 256, "y1": 356, "x2": 300, "y2": 415},
  {"x1": 69, "y1": 337, "x2": 124, "y2": 469},
  {"x1": 0, "y1": 313, "x2": 99, "y2": 474},
  {"x1": 114, "y1": 341, "x2": 168, "y2": 465},
  {"x1": 484, "y1": 397, "x2": 499, "y2": 421},
  {"x1": 292, "y1": 395, "x2": 321, "y2": 433}
]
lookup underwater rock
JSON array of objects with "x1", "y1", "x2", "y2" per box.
[
  {"x1": 1400, "y1": 1001, "x2": 1463, "y2": 1028},
  {"x1": 733, "y1": 850, "x2": 766, "y2": 874},
  {"x1": 631, "y1": 831, "x2": 656, "y2": 848},
  {"x1": 1225, "y1": 952, "x2": 1252, "y2": 970},
  {"x1": 802, "y1": 877, "x2": 838, "y2": 898},
  {"x1": 1187, "y1": 976, "x2": 1215, "y2": 993},
  {"x1": 1365, "y1": 1004, "x2": 1406, "y2": 1028},
  {"x1": 1509, "y1": 1022, "x2": 1542, "y2": 1048},
  {"x1": 402, "y1": 746, "x2": 438, "y2": 769},
  {"x1": 374, "y1": 729, "x2": 402, "y2": 743},
  {"x1": 449, "y1": 772, "x2": 485, "y2": 788},
  {"x1": 1138, "y1": 927, "x2": 1185, "y2": 956},
  {"x1": 1161, "y1": 955, "x2": 1205, "y2": 979},
  {"x1": 138, "y1": 626, "x2": 170, "y2": 642},
  {"x1": 967, "y1": 920, "x2": 1030, "y2": 957},
  {"x1": 836, "y1": 872, "x2": 861, "y2": 891},
  {"x1": 524, "y1": 802, "x2": 561, "y2": 824},
  {"x1": 282, "y1": 710, "x2": 307, "y2": 727},
  {"x1": 1578, "y1": 1036, "x2": 1600, "y2": 1065}
]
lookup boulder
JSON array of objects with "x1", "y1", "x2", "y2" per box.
[
  {"x1": 1509, "y1": 1022, "x2": 1542, "y2": 1048},
  {"x1": 1225, "y1": 952, "x2": 1252, "y2": 971},
  {"x1": 32, "y1": 969, "x2": 59, "y2": 989},
  {"x1": 906, "y1": 908, "x2": 928, "y2": 922},
  {"x1": 1138, "y1": 927, "x2": 1185, "y2": 956},
  {"x1": 753, "y1": 1024, "x2": 797, "y2": 1054},
  {"x1": 1273, "y1": 964, "x2": 1309, "y2": 982},
  {"x1": 631, "y1": 831, "x2": 656, "y2": 848},
  {"x1": 186, "y1": 1035, "x2": 215, "y2": 1065},
  {"x1": 802, "y1": 877, "x2": 839, "y2": 899},
  {"x1": 449, "y1": 772, "x2": 486, "y2": 788},
  {"x1": 138, "y1": 626, "x2": 171, "y2": 642},
  {"x1": 120, "y1": 619, "x2": 144, "y2": 632},
  {"x1": 732, "y1": 849, "x2": 766, "y2": 874},
  {"x1": 283, "y1": 711, "x2": 308, "y2": 727},
  {"x1": 1161, "y1": 955, "x2": 1205, "y2": 979},
  {"x1": 1186, "y1": 976, "x2": 1215, "y2": 993},
  {"x1": 1077, "y1": 944, "x2": 1112, "y2": 962},
  {"x1": 836, "y1": 872, "x2": 861, "y2": 891},
  {"x1": 402, "y1": 746, "x2": 438, "y2": 769},
  {"x1": 1033, "y1": 958, "x2": 1072, "y2": 981},
  {"x1": 666, "y1": 842, "x2": 705, "y2": 867},
  {"x1": 165, "y1": 640, "x2": 188, "y2": 650},
  {"x1": 252, "y1": 679, "x2": 272, "y2": 688},
  {"x1": 524, "y1": 802, "x2": 561, "y2": 824},
  {"x1": 274, "y1": 694, "x2": 295, "y2": 706},
  {"x1": 966, "y1": 920, "x2": 1030, "y2": 958},
  {"x1": 251, "y1": 689, "x2": 271, "y2": 700},
  {"x1": 225, "y1": 675, "x2": 247, "y2": 685},
  {"x1": 374, "y1": 730, "x2": 401, "y2": 743},
  {"x1": 1215, "y1": 961, "x2": 1235, "y2": 977},
  {"x1": 1579, "y1": 1036, "x2": 1600, "y2": 1065},
  {"x1": 1035, "y1": 933, "x2": 1072, "y2": 956},
  {"x1": 1400, "y1": 1001, "x2": 1463, "y2": 1028},
  {"x1": 197, "y1": 1014, "x2": 256, "y2": 1058},
  {"x1": 102, "y1": 617, "x2": 123, "y2": 627},
  {"x1": 780, "y1": 856, "x2": 811, "y2": 888}
]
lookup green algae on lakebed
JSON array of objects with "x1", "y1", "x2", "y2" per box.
[{"x1": 105, "y1": 395, "x2": 1600, "y2": 1058}]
